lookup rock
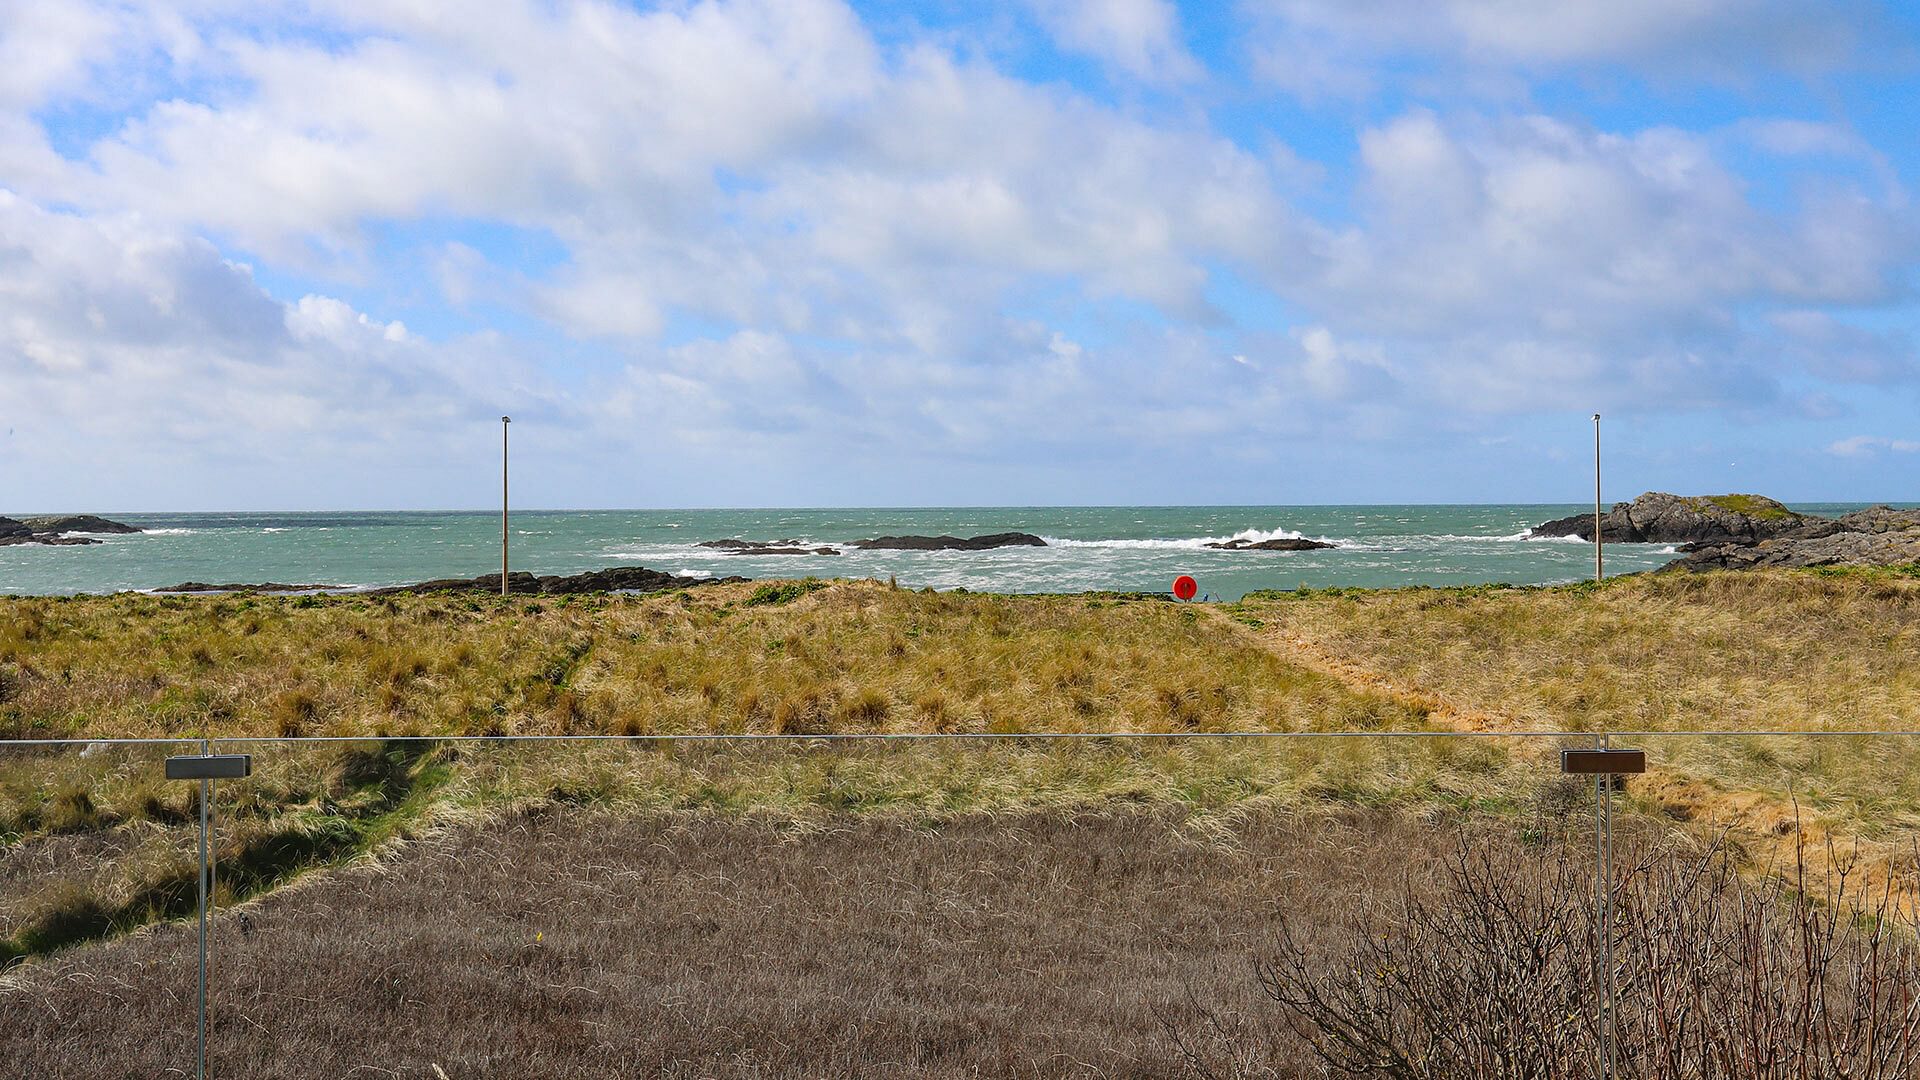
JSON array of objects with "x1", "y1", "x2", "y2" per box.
[
  {"x1": 21, "y1": 515, "x2": 142, "y2": 535},
  {"x1": 538, "y1": 567, "x2": 748, "y2": 594},
  {"x1": 1664, "y1": 528, "x2": 1920, "y2": 572},
  {"x1": 0, "y1": 534, "x2": 99, "y2": 546},
  {"x1": 155, "y1": 582, "x2": 343, "y2": 593},
  {"x1": 699, "y1": 539, "x2": 838, "y2": 555},
  {"x1": 853, "y1": 532, "x2": 1046, "y2": 551},
  {"x1": 0, "y1": 515, "x2": 124, "y2": 546},
  {"x1": 1204, "y1": 537, "x2": 1335, "y2": 551},
  {"x1": 372, "y1": 566, "x2": 746, "y2": 596},
  {"x1": 1531, "y1": 493, "x2": 1817, "y2": 544},
  {"x1": 699, "y1": 538, "x2": 804, "y2": 550},
  {"x1": 1832, "y1": 506, "x2": 1920, "y2": 535}
]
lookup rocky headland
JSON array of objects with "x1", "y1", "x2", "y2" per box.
[
  {"x1": 852, "y1": 532, "x2": 1046, "y2": 551},
  {"x1": 0, "y1": 514, "x2": 142, "y2": 547},
  {"x1": 1530, "y1": 493, "x2": 1920, "y2": 572}
]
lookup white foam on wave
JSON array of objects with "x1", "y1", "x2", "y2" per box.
[{"x1": 1043, "y1": 526, "x2": 1316, "y2": 550}]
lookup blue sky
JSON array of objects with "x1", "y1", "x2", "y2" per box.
[{"x1": 1, "y1": 0, "x2": 1917, "y2": 510}]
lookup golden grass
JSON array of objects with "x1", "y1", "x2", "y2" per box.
[
  {"x1": 0, "y1": 580, "x2": 1426, "y2": 740},
  {"x1": 1235, "y1": 570, "x2": 1920, "y2": 734}
]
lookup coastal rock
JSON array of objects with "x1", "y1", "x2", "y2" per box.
[
  {"x1": 1664, "y1": 526, "x2": 1920, "y2": 572},
  {"x1": 22, "y1": 515, "x2": 142, "y2": 535},
  {"x1": 1204, "y1": 537, "x2": 1335, "y2": 551},
  {"x1": 699, "y1": 538, "x2": 803, "y2": 550},
  {"x1": 700, "y1": 539, "x2": 839, "y2": 555},
  {"x1": 1531, "y1": 493, "x2": 1814, "y2": 544},
  {"x1": 0, "y1": 514, "x2": 118, "y2": 546},
  {"x1": 853, "y1": 532, "x2": 1046, "y2": 551},
  {"x1": 1, "y1": 533, "x2": 101, "y2": 546},
  {"x1": 374, "y1": 566, "x2": 746, "y2": 596},
  {"x1": 155, "y1": 582, "x2": 342, "y2": 593}
]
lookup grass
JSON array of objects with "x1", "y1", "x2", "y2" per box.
[
  {"x1": 2, "y1": 569, "x2": 1918, "y2": 972},
  {"x1": 0, "y1": 580, "x2": 1425, "y2": 740}
]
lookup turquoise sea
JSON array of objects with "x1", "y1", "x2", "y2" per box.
[{"x1": 0, "y1": 504, "x2": 1887, "y2": 599}]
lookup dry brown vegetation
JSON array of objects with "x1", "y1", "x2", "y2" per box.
[{"x1": 0, "y1": 805, "x2": 1530, "y2": 1079}]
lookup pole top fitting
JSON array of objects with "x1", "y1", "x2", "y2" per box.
[{"x1": 502, "y1": 415, "x2": 511, "y2": 423}]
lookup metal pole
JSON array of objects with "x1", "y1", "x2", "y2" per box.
[
  {"x1": 1596, "y1": 730, "x2": 1615, "y2": 1079},
  {"x1": 501, "y1": 416, "x2": 511, "y2": 597},
  {"x1": 196, "y1": 735, "x2": 209, "y2": 1080},
  {"x1": 1593, "y1": 414, "x2": 1604, "y2": 583}
]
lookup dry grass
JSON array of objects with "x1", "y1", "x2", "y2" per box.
[
  {"x1": 1235, "y1": 570, "x2": 1920, "y2": 734},
  {"x1": 0, "y1": 580, "x2": 1423, "y2": 741},
  {"x1": 0, "y1": 804, "x2": 1528, "y2": 1079}
]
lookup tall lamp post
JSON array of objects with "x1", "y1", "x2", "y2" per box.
[
  {"x1": 501, "y1": 416, "x2": 511, "y2": 597},
  {"x1": 1592, "y1": 413, "x2": 1603, "y2": 583}
]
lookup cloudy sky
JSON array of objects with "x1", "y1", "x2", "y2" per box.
[{"x1": 2, "y1": 0, "x2": 1917, "y2": 510}]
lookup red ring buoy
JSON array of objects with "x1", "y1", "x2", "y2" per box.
[{"x1": 1172, "y1": 575, "x2": 1198, "y2": 601}]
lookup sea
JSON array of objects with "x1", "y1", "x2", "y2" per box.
[{"x1": 0, "y1": 504, "x2": 1886, "y2": 600}]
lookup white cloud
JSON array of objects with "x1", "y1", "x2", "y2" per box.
[
  {"x1": 1027, "y1": 0, "x2": 1202, "y2": 84},
  {"x1": 1247, "y1": 0, "x2": 1893, "y2": 99},
  {"x1": 1827, "y1": 435, "x2": 1920, "y2": 458},
  {"x1": 1, "y1": 0, "x2": 1916, "y2": 506}
]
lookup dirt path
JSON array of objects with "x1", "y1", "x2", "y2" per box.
[
  {"x1": 1203, "y1": 606, "x2": 1908, "y2": 904},
  {"x1": 1201, "y1": 607, "x2": 1534, "y2": 735}
]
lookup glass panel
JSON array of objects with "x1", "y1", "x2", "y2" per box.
[
  {"x1": 0, "y1": 740, "x2": 202, "y2": 1076},
  {"x1": 205, "y1": 733, "x2": 1608, "y2": 1076}
]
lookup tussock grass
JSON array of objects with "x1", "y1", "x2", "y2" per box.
[
  {"x1": 1236, "y1": 570, "x2": 1920, "y2": 734},
  {"x1": 0, "y1": 581, "x2": 1425, "y2": 740}
]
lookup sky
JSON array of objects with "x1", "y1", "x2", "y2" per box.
[{"x1": 1, "y1": 0, "x2": 1917, "y2": 511}]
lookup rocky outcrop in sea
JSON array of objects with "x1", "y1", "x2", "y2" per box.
[
  {"x1": 1529, "y1": 493, "x2": 1920, "y2": 573},
  {"x1": 852, "y1": 532, "x2": 1046, "y2": 551},
  {"x1": 1661, "y1": 506, "x2": 1920, "y2": 572},
  {"x1": 0, "y1": 514, "x2": 141, "y2": 546},
  {"x1": 1204, "y1": 537, "x2": 1335, "y2": 551},
  {"x1": 699, "y1": 539, "x2": 840, "y2": 555},
  {"x1": 1531, "y1": 493, "x2": 1811, "y2": 545},
  {"x1": 152, "y1": 566, "x2": 746, "y2": 596}
]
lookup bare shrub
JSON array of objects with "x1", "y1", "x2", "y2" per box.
[{"x1": 1179, "y1": 830, "x2": 1920, "y2": 1079}]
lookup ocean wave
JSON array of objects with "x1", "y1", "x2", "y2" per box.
[
  {"x1": 136, "y1": 528, "x2": 200, "y2": 536},
  {"x1": 1043, "y1": 526, "x2": 1314, "y2": 550}
]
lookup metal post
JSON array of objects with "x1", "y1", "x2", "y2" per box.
[
  {"x1": 501, "y1": 416, "x2": 511, "y2": 597},
  {"x1": 1597, "y1": 731, "x2": 1614, "y2": 1080},
  {"x1": 196, "y1": 737, "x2": 209, "y2": 1080},
  {"x1": 1593, "y1": 413, "x2": 1604, "y2": 583}
]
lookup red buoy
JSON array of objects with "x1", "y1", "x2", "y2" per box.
[{"x1": 1172, "y1": 575, "x2": 1198, "y2": 601}]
